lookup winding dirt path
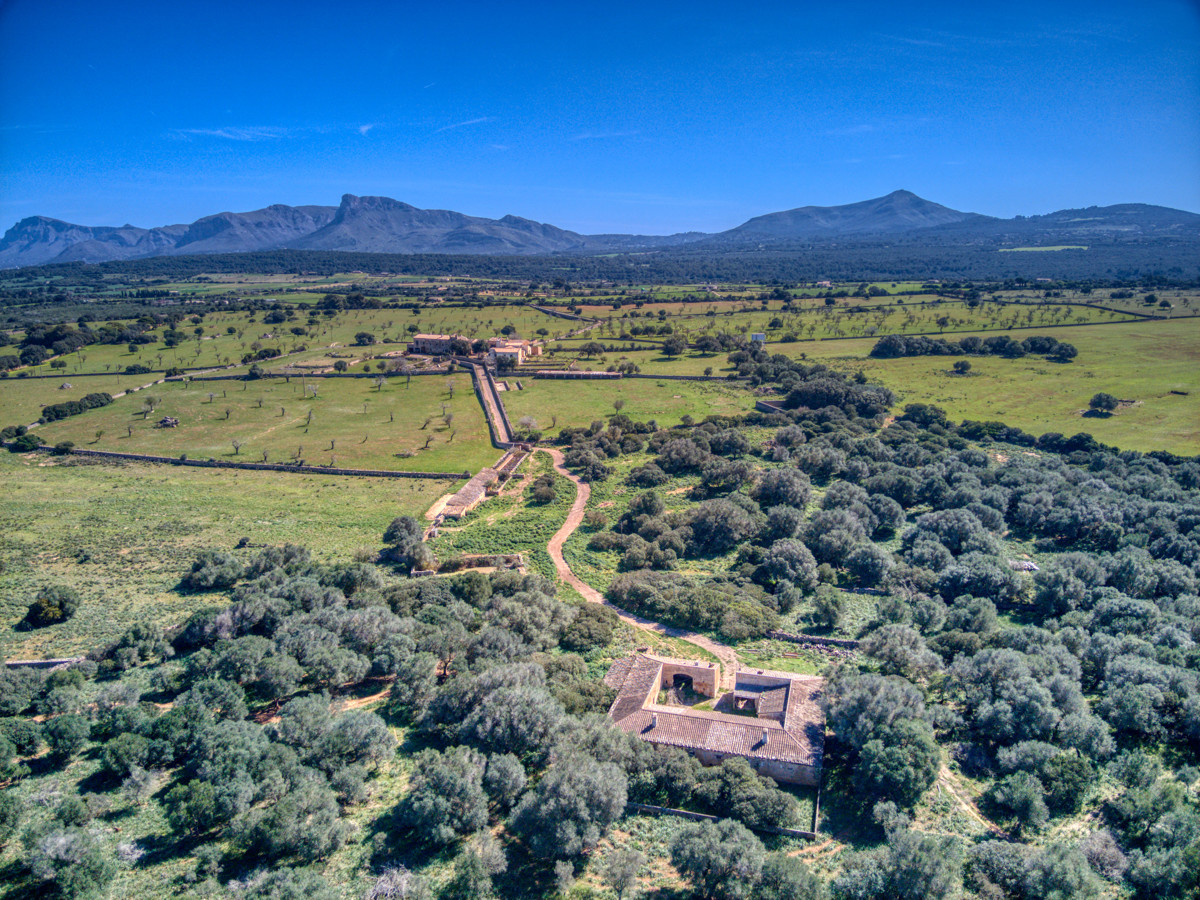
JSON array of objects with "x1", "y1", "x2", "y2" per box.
[
  {"x1": 542, "y1": 448, "x2": 740, "y2": 689},
  {"x1": 937, "y1": 765, "x2": 1008, "y2": 838}
]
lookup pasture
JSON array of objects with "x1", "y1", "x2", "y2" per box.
[
  {"x1": 798, "y1": 317, "x2": 1200, "y2": 455},
  {"x1": 0, "y1": 452, "x2": 452, "y2": 658},
  {"x1": 501, "y1": 376, "x2": 751, "y2": 432},
  {"x1": 33, "y1": 371, "x2": 500, "y2": 474},
  {"x1": 0, "y1": 373, "x2": 136, "y2": 426}
]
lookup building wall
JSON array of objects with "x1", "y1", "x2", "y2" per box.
[
  {"x1": 658, "y1": 660, "x2": 719, "y2": 697},
  {"x1": 684, "y1": 748, "x2": 818, "y2": 786},
  {"x1": 735, "y1": 671, "x2": 792, "y2": 690}
]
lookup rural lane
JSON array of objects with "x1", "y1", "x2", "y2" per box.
[{"x1": 542, "y1": 448, "x2": 740, "y2": 689}]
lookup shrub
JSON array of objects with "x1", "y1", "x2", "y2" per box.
[
  {"x1": 180, "y1": 549, "x2": 243, "y2": 591},
  {"x1": 25, "y1": 586, "x2": 81, "y2": 627}
]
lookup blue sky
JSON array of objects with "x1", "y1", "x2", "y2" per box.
[{"x1": 1, "y1": 0, "x2": 1198, "y2": 234}]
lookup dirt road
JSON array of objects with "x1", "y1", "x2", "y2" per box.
[{"x1": 541, "y1": 448, "x2": 740, "y2": 689}]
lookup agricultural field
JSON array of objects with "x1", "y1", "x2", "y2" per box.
[
  {"x1": 33, "y1": 371, "x2": 499, "y2": 474},
  {"x1": 0, "y1": 373, "x2": 136, "y2": 426},
  {"x1": 0, "y1": 452, "x2": 452, "y2": 659},
  {"x1": 795, "y1": 317, "x2": 1200, "y2": 455},
  {"x1": 501, "y1": 377, "x2": 751, "y2": 432}
]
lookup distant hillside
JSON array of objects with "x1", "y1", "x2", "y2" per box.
[
  {"x1": 718, "y1": 189, "x2": 980, "y2": 240},
  {"x1": 292, "y1": 195, "x2": 589, "y2": 255},
  {"x1": 2, "y1": 190, "x2": 1197, "y2": 269}
]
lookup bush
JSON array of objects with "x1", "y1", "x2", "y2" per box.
[
  {"x1": 180, "y1": 549, "x2": 243, "y2": 591},
  {"x1": 25, "y1": 586, "x2": 81, "y2": 627},
  {"x1": 560, "y1": 603, "x2": 618, "y2": 651},
  {"x1": 8, "y1": 433, "x2": 41, "y2": 453},
  {"x1": 670, "y1": 819, "x2": 765, "y2": 900},
  {"x1": 510, "y1": 756, "x2": 627, "y2": 859}
]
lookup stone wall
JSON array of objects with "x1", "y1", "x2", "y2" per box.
[{"x1": 3, "y1": 443, "x2": 467, "y2": 480}]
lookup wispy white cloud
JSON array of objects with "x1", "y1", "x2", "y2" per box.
[
  {"x1": 824, "y1": 123, "x2": 877, "y2": 137},
  {"x1": 174, "y1": 126, "x2": 288, "y2": 141},
  {"x1": 491, "y1": 144, "x2": 511, "y2": 151},
  {"x1": 358, "y1": 123, "x2": 376, "y2": 136},
  {"x1": 570, "y1": 130, "x2": 639, "y2": 141},
  {"x1": 823, "y1": 116, "x2": 933, "y2": 138},
  {"x1": 433, "y1": 116, "x2": 494, "y2": 134}
]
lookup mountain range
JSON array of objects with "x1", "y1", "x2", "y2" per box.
[{"x1": 2, "y1": 190, "x2": 1197, "y2": 268}]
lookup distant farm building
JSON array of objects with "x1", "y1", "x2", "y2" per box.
[
  {"x1": 487, "y1": 337, "x2": 542, "y2": 366},
  {"x1": 750, "y1": 333, "x2": 766, "y2": 344},
  {"x1": 409, "y1": 333, "x2": 462, "y2": 355},
  {"x1": 606, "y1": 653, "x2": 825, "y2": 786}
]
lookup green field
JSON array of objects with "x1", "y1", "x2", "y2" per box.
[
  {"x1": 0, "y1": 452, "x2": 453, "y2": 659},
  {"x1": 501, "y1": 377, "x2": 751, "y2": 432},
  {"x1": 999, "y1": 245, "x2": 1088, "y2": 252},
  {"x1": 0, "y1": 373, "x2": 141, "y2": 425},
  {"x1": 797, "y1": 317, "x2": 1200, "y2": 455},
  {"x1": 33, "y1": 372, "x2": 500, "y2": 473}
]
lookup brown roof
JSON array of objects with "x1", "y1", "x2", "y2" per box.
[
  {"x1": 607, "y1": 653, "x2": 824, "y2": 770},
  {"x1": 756, "y1": 686, "x2": 789, "y2": 723}
]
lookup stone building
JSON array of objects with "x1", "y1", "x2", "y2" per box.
[
  {"x1": 605, "y1": 653, "x2": 824, "y2": 786},
  {"x1": 409, "y1": 333, "x2": 462, "y2": 355}
]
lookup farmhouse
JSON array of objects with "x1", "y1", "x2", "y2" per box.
[
  {"x1": 605, "y1": 653, "x2": 825, "y2": 786},
  {"x1": 486, "y1": 337, "x2": 543, "y2": 366},
  {"x1": 409, "y1": 333, "x2": 462, "y2": 355}
]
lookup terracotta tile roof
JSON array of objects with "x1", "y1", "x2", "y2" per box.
[
  {"x1": 756, "y1": 686, "x2": 789, "y2": 723},
  {"x1": 607, "y1": 653, "x2": 825, "y2": 770},
  {"x1": 603, "y1": 655, "x2": 634, "y2": 690},
  {"x1": 608, "y1": 655, "x2": 662, "y2": 722}
]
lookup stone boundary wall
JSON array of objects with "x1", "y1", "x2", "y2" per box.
[
  {"x1": 532, "y1": 371, "x2": 738, "y2": 383},
  {"x1": 2, "y1": 443, "x2": 467, "y2": 480},
  {"x1": 533, "y1": 371, "x2": 622, "y2": 380},
  {"x1": 184, "y1": 367, "x2": 452, "y2": 383},
  {"x1": 625, "y1": 373, "x2": 742, "y2": 382},
  {"x1": 458, "y1": 360, "x2": 515, "y2": 449},
  {"x1": 5, "y1": 364, "x2": 222, "y2": 381},
  {"x1": 755, "y1": 400, "x2": 788, "y2": 414},
  {"x1": 482, "y1": 366, "x2": 515, "y2": 442},
  {"x1": 767, "y1": 630, "x2": 861, "y2": 649},
  {"x1": 531, "y1": 305, "x2": 590, "y2": 321},
  {"x1": 625, "y1": 802, "x2": 818, "y2": 840},
  {"x1": 5, "y1": 657, "x2": 86, "y2": 670}
]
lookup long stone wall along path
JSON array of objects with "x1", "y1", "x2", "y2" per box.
[{"x1": 541, "y1": 448, "x2": 740, "y2": 690}]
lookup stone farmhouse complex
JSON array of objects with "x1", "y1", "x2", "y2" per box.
[
  {"x1": 407, "y1": 332, "x2": 543, "y2": 366},
  {"x1": 486, "y1": 336, "x2": 542, "y2": 366},
  {"x1": 605, "y1": 653, "x2": 825, "y2": 786},
  {"x1": 408, "y1": 333, "x2": 463, "y2": 355}
]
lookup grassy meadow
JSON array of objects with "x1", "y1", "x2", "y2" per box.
[
  {"x1": 0, "y1": 452, "x2": 454, "y2": 659},
  {"x1": 796, "y1": 317, "x2": 1200, "y2": 455},
  {"x1": 501, "y1": 377, "x2": 751, "y2": 431},
  {"x1": 32, "y1": 372, "x2": 499, "y2": 474}
]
